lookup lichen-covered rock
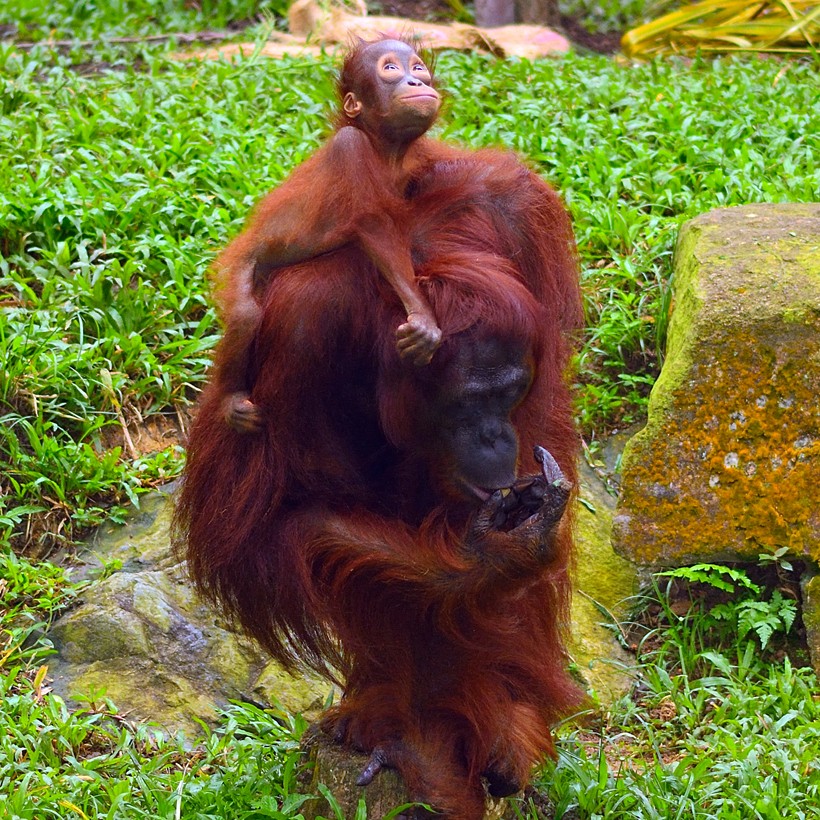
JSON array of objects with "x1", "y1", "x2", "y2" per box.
[
  {"x1": 613, "y1": 203, "x2": 820, "y2": 566},
  {"x1": 571, "y1": 463, "x2": 638, "y2": 703},
  {"x1": 48, "y1": 491, "x2": 331, "y2": 738},
  {"x1": 802, "y1": 571, "x2": 820, "y2": 679}
]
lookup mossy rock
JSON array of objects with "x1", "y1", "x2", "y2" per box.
[
  {"x1": 613, "y1": 203, "x2": 820, "y2": 566},
  {"x1": 49, "y1": 492, "x2": 331, "y2": 738},
  {"x1": 571, "y1": 463, "x2": 638, "y2": 704},
  {"x1": 802, "y1": 571, "x2": 820, "y2": 680}
]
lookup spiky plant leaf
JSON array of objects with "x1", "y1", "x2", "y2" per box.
[{"x1": 623, "y1": 0, "x2": 819, "y2": 57}]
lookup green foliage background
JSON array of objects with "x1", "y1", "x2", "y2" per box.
[
  {"x1": 1, "y1": 2, "x2": 819, "y2": 816},
  {"x1": 2, "y1": 40, "x2": 817, "y2": 550}
]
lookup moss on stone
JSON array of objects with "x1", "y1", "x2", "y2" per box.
[
  {"x1": 801, "y1": 573, "x2": 820, "y2": 681},
  {"x1": 570, "y1": 467, "x2": 639, "y2": 704},
  {"x1": 254, "y1": 661, "x2": 332, "y2": 717},
  {"x1": 132, "y1": 575, "x2": 176, "y2": 632},
  {"x1": 62, "y1": 659, "x2": 219, "y2": 737},
  {"x1": 614, "y1": 204, "x2": 820, "y2": 566},
  {"x1": 54, "y1": 608, "x2": 151, "y2": 664}
]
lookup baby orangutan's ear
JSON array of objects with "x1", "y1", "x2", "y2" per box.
[{"x1": 343, "y1": 92, "x2": 363, "y2": 119}]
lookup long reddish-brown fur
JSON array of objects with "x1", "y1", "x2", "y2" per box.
[{"x1": 174, "y1": 42, "x2": 583, "y2": 820}]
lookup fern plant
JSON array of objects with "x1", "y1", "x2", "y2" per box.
[
  {"x1": 657, "y1": 561, "x2": 798, "y2": 650},
  {"x1": 711, "y1": 589, "x2": 798, "y2": 649}
]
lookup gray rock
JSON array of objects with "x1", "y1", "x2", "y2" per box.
[{"x1": 48, "y1": 491, "x2": 331, "y2": 738}]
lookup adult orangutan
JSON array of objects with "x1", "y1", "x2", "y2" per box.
[{"x1": 174, "y1": 36, "x2": 584, "y2": 819}]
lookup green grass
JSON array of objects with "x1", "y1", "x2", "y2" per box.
[
  {"x1": 539, "y1": 565, "x2": 820, "y2": 819},
  {"x1": 1, "y1": 0, "x2": 289, "y2": 42},
  {"x1": 1, "y1": 4, "x2": 819, "y2": 815},
  {"x1": 1, "y1": 39, "x2": 817, "y2": 551},
  {"x1": 560, "y1": 0, "x2": 658, "y2": 33},
  {"x1": 543, "y1": 650, "x2": 820, "y2": 819},
  {"x1": 3, "y1": 547, "x2": 819, "y2": 818}
]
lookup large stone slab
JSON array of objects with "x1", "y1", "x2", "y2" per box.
[
  {"x1": 613, "y1": 203, "x2": 820, "y2": 565},
  {"x1": 49, "y1": 491, "x2": 331, "y2": 739}
]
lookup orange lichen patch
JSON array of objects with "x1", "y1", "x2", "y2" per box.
[
  {"x1": 613, "y1": 204, "x2": 820, "y2": 567},
  {"x1": 616, "y1": 328, "x2": 819, "y2": 564}
]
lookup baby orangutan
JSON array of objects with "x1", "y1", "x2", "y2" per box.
[{"x1": 214, "y1": 37, "x2": 448, "y2": 432}]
